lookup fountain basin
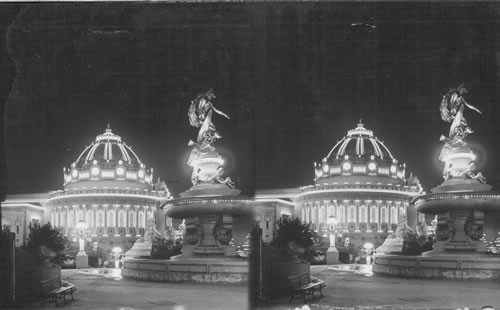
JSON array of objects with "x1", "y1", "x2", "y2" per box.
[
  {"x1": 122, "y1": 256, "x2": 248, "y2": 283},
  {"x1": 373, "y1": 253, "x2": 500, "y2": 279},
  {"x1": 414, "y1": 191, "x2": 500, "y2": 214}
]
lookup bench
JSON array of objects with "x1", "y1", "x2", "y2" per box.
[
  {"x1": 286, "y1": 272, "x2": 326, "y2": 303},
  {"x1": 40, "y1": 277, "x2": 76, "y2": 307}
]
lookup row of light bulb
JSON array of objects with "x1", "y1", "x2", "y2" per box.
[
  {"x1": 68, "y1": 159, "x2": 147, "y2": 180},
  {"x1": 321, "y1": 161, "x2": 398, "y2": 175}
]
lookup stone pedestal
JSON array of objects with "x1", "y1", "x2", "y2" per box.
[
  {"x1": 193, "y1": 215, "x2": 225, "y2": 255},
  {"x1": 75, "y1": 251, "x2": 88, "y2": 269},
  {"x1": 326, "y1": 247, "x2": 339, "y2": 264}
]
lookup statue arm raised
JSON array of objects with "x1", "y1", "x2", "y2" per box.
[
  {"x1": 210, "y1": 103, "x2": 230, "y2": 120},
  {"x1": 463, "y1": 100, "x2": 481, "y2": 114}
]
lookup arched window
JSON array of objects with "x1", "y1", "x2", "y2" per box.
[
  {"x1": 119, "y1": 210, "x2": 126, "y2": 227},
  {"x1": 61, "y1": 210, "x2": 66, "y2": 228},
  {"x1": 86, "y1": 210, "x2": 94, "y2": 228},
  {"x1": 77, "y1": 210, "x2": 84, "y2": 222},
  {"x1": 370, "y1": 206, "x2": 378, "y2": 223},
  {"x1": 108, "y1": 210, "x2": 115, "y2": 227},
  {"x1": 138, "y1": 211, "x2": 144, "y2": 228},
  {"x1": 328, "y1": 205, "x2": 335, "y2": 218},
  {"x1": 339, "y1": 206, "x2": 345, "y2": 223},
  {"x1": 381, "y1": 207, "x2": 388, "y2": 223},
  {"x1": 348, "y1": 206, "x2": 356, "y2": 222},
  {"x1": 360, "y1": 206, "x2": 367, "y2": 222},
  {"x1": 129, "y1": 211, "x2": 135, "y2": 228},
  {"x1": 97, "y1": 211, "x2": 104, "y2": 227},
  {"x1": 319, "y1": 205, "x2": 325, "y2": 225},
  {"x1": 68, "y1": 211, "x2": 74, "y2": 228},
  {"x1": 391, "y1": 206, "x2": 397, "y2": 224}
]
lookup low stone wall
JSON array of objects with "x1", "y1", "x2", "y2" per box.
[
  {"x1": 122, "y1": 258, "x2": 248, "y2": 283},
  {"x1": 373, "y1": 254, "x2": 500, "y2": 279}
]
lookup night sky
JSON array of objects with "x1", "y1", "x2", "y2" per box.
[{"x1": 1, "y1": 2, "x2": 500, "y2": 198}]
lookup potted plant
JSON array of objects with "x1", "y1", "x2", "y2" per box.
[{"x1": 26, "y1": 223, "x2": 67, "y2": 263}]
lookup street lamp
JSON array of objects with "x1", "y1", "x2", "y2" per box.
[
  {"x1": 75, "y1": 220, "x2": 88, "y2": 269},
  {"x1": 326, "y1": 216, "x2": 340, "y2": 264}
]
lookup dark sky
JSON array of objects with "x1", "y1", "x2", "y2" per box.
[{"x1": 2, "y1": 2, "x2": 500, "y2": 197}]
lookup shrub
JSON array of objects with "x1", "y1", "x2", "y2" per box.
[
  {"x1": 270, "y1": 218, "x2": 315, "y2": 258},
  {"x1": 26, "y1": 223, "x2": 67, "y2": 253}
]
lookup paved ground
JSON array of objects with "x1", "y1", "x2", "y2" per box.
[
  {"x1": 17, "y1": 268, "x2": 248, "y2": 310},
  {"x1": 257, "y1": 265, "x2": 500, "y2": 310},
  {"x1": 14, "y1": 265, "x2": 500, "y2": 310}
]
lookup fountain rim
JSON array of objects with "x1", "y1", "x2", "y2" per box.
[
  {"x1": 412, "y1": 191, "x2": 500, "y2": 214},
  {"x1": 162, "y1": 195, "x2": 254, "y2": 218}
]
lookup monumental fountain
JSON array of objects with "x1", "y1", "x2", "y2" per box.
[
  {"x1": 122, "y1": 90, "x2": 253, "y2": 283},
  {"x1": 374, "y1": 84, "x2": 500, "y2": 279}
]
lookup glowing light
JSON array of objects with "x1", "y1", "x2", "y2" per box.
[
  {"x1": 299, "y1": 188, "x2": 418, "y2": 198},
  {"x1": 116, "y1": 167, "x2": 125, "y2": 176},
  {"x1": 91, "y1": 167, "x2": 100, "y2": 176},
  {"x1": 364, "y1": 242, "x2": 374, "y2": 249},
  {"x1": 445, "y1": 152, "x2": 475, "y2": 161},
  {"x1": 368, "y1": 162, "x2": 377, "y2": 171},
  {"x1": 342, "y1": 162, "x2": 351, "y2": 171},
  {"x1": 48, "y1": 192, "x2": 167, "y2": 202},
  {"x1": 322, "y1": 164, "x2": 329, "y2": 173},
  {"x1": 390, "y1": 166, "x2": 397, "y2": 174},
  {"x1": 71, "y1": 169, "x2": 78, "y2": 178},
  {"x1": 138, "y1": 170, "x2": 145, "y2": 178}
]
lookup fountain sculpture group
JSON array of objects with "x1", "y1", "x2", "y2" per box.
[
  {"x1": 374, "y1": 85, "x2": 500, "y2": 279},
  {"x1": 122, "y1": 90, "x2": 253, "y2": 283}
]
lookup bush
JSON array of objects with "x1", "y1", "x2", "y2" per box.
[
  {"x1": 26, "y1": 223, "x2": 67, "y2": 254},
  {"x1": 270, "y1": 218, "x2": 315, "y2": 258}
]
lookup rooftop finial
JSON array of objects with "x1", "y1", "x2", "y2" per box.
[
  {"x1": 357, "y1": 118, "x2": 364, "y2": 127},
  {"x1": 106, "y1": 122, "x2": 111, "y2": 132}
]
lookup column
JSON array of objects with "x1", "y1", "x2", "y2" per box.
[
  {"x1": 115, "y1": 205, "x2": 119, "y2": 236},
  {"x1": 125, "y1": 205, "x2": 130, "y2": 236},
  {"x1": 65, "y1": 207, "x2": 69, "y2": 233},
  {"x1": 135, "y1": 206, "x2": 139, "y2": 229},
  {"x1": 93, "y1": 205, "x2": 97, "y2": 236},
  {"x1": 104, "y1": 205, "x2": 108, "y2": 236}
]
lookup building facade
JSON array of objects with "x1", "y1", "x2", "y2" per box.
[
  {"x1": 46, "y1": 126, "x2": 171, "y2": 252},
  {"x1": 298, "y1": 121, "x2": 423, "y2": 248}
]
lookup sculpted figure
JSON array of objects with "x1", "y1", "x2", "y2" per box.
[
  {"x1": 186, "y1": 89, "x2": 236, "y2": 188},
  {"x1": 143, "y1": 218, "x2": 169, "y2": 243},
  {"x1": 438, "y1": 84, "x2": 486, "y2": 183},
  {"x1": 440, "y1": 84, "x2": 481, "y2": 140},
  {"x1": 188, "y1": 89, "x2": 230, "y2": 147},
  {"x1": 394, "y1": 214, "x2": 416, "y2": 239}
]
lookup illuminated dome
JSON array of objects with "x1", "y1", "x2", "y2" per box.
[
  {"x1": 63, "y1": 126, "x2": 153, "y2": 189},
  {"x1": 314, "y1": 121, "x2": 408, "y2": 186},
  {"x1": 327, "y1": 121, "x2": 395, "y2": 160}
]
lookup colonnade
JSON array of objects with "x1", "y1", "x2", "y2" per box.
[
  {"x1": 50, "y1": 204, "x2": 156, "y2": 236},
  {"x1": 300, "y1": 199, "x2": 408, "y2": 230}
]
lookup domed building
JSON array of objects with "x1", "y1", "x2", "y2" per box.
[
  {"x1": 47, "y1": 126, "x2": 171, "y2": 252},
  {"x1": 297, "y1": 121, "x2": 423, "y2": 248}
]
